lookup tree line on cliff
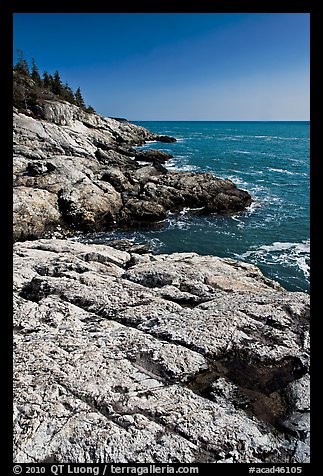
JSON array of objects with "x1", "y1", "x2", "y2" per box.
[{"x1": 13, "y1": 50, "x2": 95, "y2": 115}]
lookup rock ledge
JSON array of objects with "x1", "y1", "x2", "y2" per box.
[{"x1": 13, "y1": 239, "x2": 310, "y2": 463}]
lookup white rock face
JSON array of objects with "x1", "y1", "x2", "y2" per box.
[
  {"x1": 39, "y1": 100, "x2": 156, "y2": 143},
  {"x1": 14, "y1": 100, "x2": 157, "y2": 160},
  {"x1": 13, "y1": 239, "x2": 310, "y2": 463},
  {"x1": 13, "y1": 106, "x2": 153, "y2": 161}
]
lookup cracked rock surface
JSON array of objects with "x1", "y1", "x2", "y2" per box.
[{"x1": 13, "y1": 239, "x2": 310, "y2": 463}]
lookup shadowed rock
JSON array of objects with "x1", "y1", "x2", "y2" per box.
[
  {"x1": 155, "y1": 135, "x2": 177, "y2": 143},
  {"x1": 134, "y1": 149, "x2": 173, "y2": 163}
]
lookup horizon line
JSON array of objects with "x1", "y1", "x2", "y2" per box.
[{"x1": 129, "y1": 119, "x2": 310, "y2": 123}]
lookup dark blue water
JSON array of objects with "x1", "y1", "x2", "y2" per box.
[{"x1": 80, "y1": 121, "x2": 310, "y2": 293}]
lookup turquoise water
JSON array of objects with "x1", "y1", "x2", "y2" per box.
[{"x1": 82, "y1": 121, "x2": 310, "y2": 293}]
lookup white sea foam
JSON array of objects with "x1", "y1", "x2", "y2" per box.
[
  {"x1": 253, "y1": 151, "x2": 278, "y2": 158},
  {"x1": 230, "y1": 215, "x2": 245, "y2": 226},
  {"x1": 179, "y1": 206, "x2": 204, "y2": 215},
  {"x1": 216, "y1": 136, "x2": 239, "y2": 141},
  {"x1": 258, "y1": 241, "x2": 309, "y2": 253},
  {"x1": 165, "y1": 217, "x2": 190, "y2": 230},
  {"x1": 232, "y1": 150, "x2": 252, "y2": 155},
  {"x1": 216, "y1": 134, "x2": 307, "y2": 142},
  {"x1": 224, "y1": 175, "x2": 249, "y2": 187},
  {"x1": 166, "y1": 159, "x2": 199, "y2": 172},
  {"x1": 277, "y1": 137, "x2": 307, "y2": 141},
  {"x1": 236, "y1": 240, "x2": 310, "y2": 280},
  {"x1": 268, "y1": 168, "x2": 294, "y2": 175},
  {"x1": 176, "y1": 153, "x2": 193, "y2": 158},
  {"x1": 180, "y1": 165, "x2": 199, "y2": 172},
  {"x1": 229, "y1": 169, "x2": 264, "y2": 177},
  {"x1": 252, "y1": 135, "x2": 304, "y2": 141},
  {"x1": 224, "y1": 177, "x2": 269, "y2": 198},
  {"x1": 246, "y1": 200, "x2": 262, "y2": 213}
]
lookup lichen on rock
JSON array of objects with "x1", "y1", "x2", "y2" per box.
[{"x1": 13, "y1": 239, "x2": 310, "y2": 463}]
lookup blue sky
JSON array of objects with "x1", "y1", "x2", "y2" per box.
[{"x1": 13, "y1": 13, "x2": 310, "y2": 120}]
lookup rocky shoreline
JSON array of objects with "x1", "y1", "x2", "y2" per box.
[
  {"x1": 13, "y1": 100, "x2": 310, "y2": 463},
  {"x1": 13, "y1": 100, "x2": 251, "y2": 241}
]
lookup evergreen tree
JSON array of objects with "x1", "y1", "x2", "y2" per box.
[
  {"x1": 13, "y1": 80, "x2": 26, "y2": 110},
  {"x1": 42, "y1": 71, "x2": 51, "y2": 89},
  {"x1": 14, "y1": 49, "x2": 30, "y2": 77},
  {"x1": 48, "y1": 74, "x2": 54, "y2": 91},
  {"x1": 74, "y1": 87, "x2": 86, "y2": 108},
  {"x1": 31, "y1": 58, "x2": 42, "y2": 86},
  {"x1": 85, "y1": 105, "x2": 96, "y2": 114},
  {"x1": 26, "y1": 85, "x2": 39, "y2": 112},
  {"x1": 13, "y1": 56, "x2": 95, "y2": 116},
  {"x1": 52, "y1": 70, "x2": 63, "y2": 96},
  {"x1": 62, "y1": 82, "x2": 75, "y2": 104}
]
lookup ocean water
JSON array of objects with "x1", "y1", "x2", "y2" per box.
[{"x1": 80, "y1": 121, "x2": 310, "y2": 293}]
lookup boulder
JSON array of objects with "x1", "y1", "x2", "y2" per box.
[
  {"x1": 134, "y1": 149, "x2": 173, "y2": 163},
  {"x1": 156, "y1": 135, "x2": 177, "y2": 143},
  {"x1": 140, "y1": 172, "x2": 252, "y2": 213},
  {"x1": 13, "y1": 187, "x2": 61, "y2": 241},
  {"x1": 57, "y1": 181, "x2": 123, "y2": 231},
  {"x1": 120, "y1": 198, "x2": 168, "y2": 223}
]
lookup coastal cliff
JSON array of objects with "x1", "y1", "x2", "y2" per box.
[
  {"x1": 13, "y1": 100, "x2": 310, "y2": 463},
  {"x1": 13, "y1": 100, "x2": 251, "y2": 241}
]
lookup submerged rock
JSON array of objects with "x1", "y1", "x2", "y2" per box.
[{"x1": 13, "y1": 239, "x2": 310, "y2": 463}]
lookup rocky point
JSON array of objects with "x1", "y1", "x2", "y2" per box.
[{"x1": 13, "y1": 99, "x2": 251, "y2": 241}]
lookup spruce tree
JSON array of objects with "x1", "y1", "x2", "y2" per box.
[
  {"x1": 42, "y1": 71, "x2": 51, "y2": 89},
  {"x1": 52, "y1": 70, "x2": 63, "y2": 96},
  {"x1": 13, "y1": 56, "x2": 95, "y2": 115},
  {"x1": 74, "y1": 87, "x2": 86, "y2": 109},
  {"x1": 13, "y1": 80, "x2": 26, "y2": 110},
  {"x1": 26, "y1": 86, "x2": 39, "y2": 112},
  {"x1": 86, "y1": 105, "x2": 96, "y2": 114},
  {"x1": 14, "y1": 49, "x2": 30, "y2": 77},
  {"x1": 31, "y1": 58, "x2": 42, "y2": 86},
  {"x1": 48, "y1": 74, "x2": 54, "y2": 91},
  {"x1": 62, "y1": 82, "x2": 75, "y2": 104}
]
